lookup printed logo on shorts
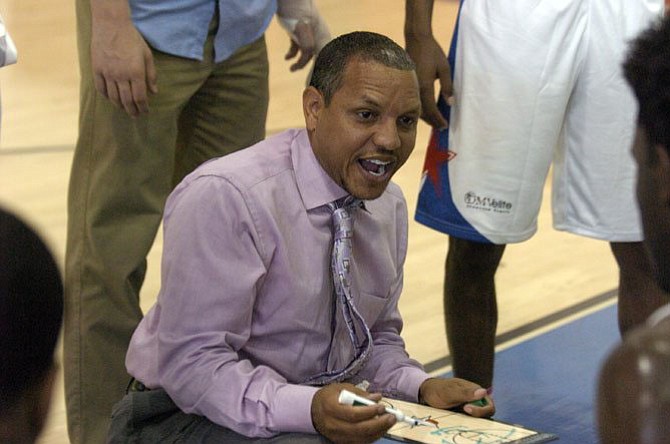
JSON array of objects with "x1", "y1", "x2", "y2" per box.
[{"x1": 464, "y1": 192, "x2": 513, "y2": 214}]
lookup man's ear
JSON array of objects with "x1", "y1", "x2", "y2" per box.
[
  {"x1": 303, "y1": 86, "x2": 325, "y2": 132},
  {"x1": 654, "y1": 144, "x2": 670, "y2": 205}
]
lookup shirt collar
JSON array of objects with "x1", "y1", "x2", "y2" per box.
[{"x1": 292, "y1": 129, "x2": 350, "y2": 211}]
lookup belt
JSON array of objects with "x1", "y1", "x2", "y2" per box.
[{"x1": 126, "y1": 378, "x2": 151, "y2": 393}]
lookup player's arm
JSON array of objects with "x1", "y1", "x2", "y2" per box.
[{"x1": 404, "y1": 0, "x2": 451, "y2": 129}]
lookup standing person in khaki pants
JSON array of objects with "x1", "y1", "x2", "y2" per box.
[{"x1": 64, "y1": 1, "x2": 331, "y2": 442}]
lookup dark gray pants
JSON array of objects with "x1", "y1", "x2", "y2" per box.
[{"x1": 107, "y1": 388, "x2": 330, "y2": 443}]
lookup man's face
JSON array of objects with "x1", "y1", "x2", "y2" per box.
[
  {"x1": 305, "y1": 57, "x2": 421, "y2": 200},
  {"x1": 632, "y1": 126, "x2": 670, "y2": 291}
]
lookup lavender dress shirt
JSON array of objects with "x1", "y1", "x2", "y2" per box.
[{"x1": 125, "y1": 129, "x2": 429, "y2": 437}]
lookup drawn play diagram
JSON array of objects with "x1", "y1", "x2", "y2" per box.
[{"x1": 383, "y1": 398, "x2": 557, "y2": 444}]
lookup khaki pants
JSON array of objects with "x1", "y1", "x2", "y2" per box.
[{"x1": 63, "y1": 1, "x2": 269, "y2": 442}]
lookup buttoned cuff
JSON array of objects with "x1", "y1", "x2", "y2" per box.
[
  {"x1": 398, "y1": 368, "x2": 432, "y2": 403},
  {"x1": 272, "y1": 384, "x2": 320, "y2": 433}
]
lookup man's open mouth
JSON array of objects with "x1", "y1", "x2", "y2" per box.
[{"x1": 358, "y1": 158, "x2": 393, "y2": 177}]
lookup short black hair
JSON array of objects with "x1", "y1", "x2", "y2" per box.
[
  {"x1": 0, "y1": 209, "x2": 63, "y2": 413},
  {"x1": 310, "y1": 31, "x2": 416, "y2": 105},
  {"x1": 623, "y1": 16, "x2": 670, "y2": 155}
]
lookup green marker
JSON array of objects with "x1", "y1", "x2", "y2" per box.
[{"x1": 469, "y1": 398, "x2": 488, "y2": 407}]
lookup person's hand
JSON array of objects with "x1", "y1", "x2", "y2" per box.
[
  {"x1": 90, "y1": 9, "x2": 158, "y2": 117},
  {"x1": 283, "y1": 9, "x2": 331, "y2": 72},
  {"x1": 284, "y1": 20, "x2": 317, "y2": 72},
  {"x1": 404, "y1": 33, "x2": 452, "y2": 129},
  {"x1": 419, "y1": 377, "x2": 495, "y2": 418},
  {"x1": 277, "y1": 0, "x2": 331, "y2": 73},
  {"x1": 311, "y1": 383, "x2": 397, "y2": 444}
]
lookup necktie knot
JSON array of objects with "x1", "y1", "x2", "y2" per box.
[
  {"x1": 328, "y1": 196, "x2": 361, "y2": 241},
  {"x1": 327, "y1": 196, "x2": 362, "y2": 214}
]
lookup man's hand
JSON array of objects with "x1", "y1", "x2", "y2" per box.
[
  {"x1": 311, "y1": 383, "x2": 396, "y2": 444},
  {"x1": 277, "y1": 0, "x2": 331, "y2": 73},
  {"x1": 419, "y1": 378, "x2": 495, "y2": 418},
  {"x1": 284, "y1": 20, "x2": 318, "y2": 72},
  {"x1": 90, "y1": 3, "x2": 158, "y2": 117},
  {"x1": 404, "y1": 34, "x2": 452, "y2": 129}
]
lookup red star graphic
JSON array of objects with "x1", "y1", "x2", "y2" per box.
[{"x1": 422, "y1": 130, "x2": 456, "y2": 197}]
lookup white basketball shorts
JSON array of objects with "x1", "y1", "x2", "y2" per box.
[{"x1": 415, "y1": 0, "x2": 664, "y2": 244}]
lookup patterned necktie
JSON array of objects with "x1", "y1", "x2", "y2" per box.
[{"x1": 302, "y1": 196, "x2": 373, "y2": 386}]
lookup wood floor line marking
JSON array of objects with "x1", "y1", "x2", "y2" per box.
[
  {"x1": 0, "y1": 128, "x2": 296, "y2": 157},
  {"x1": 0, "y1": 145, "x2": 74, "y2": 155}
]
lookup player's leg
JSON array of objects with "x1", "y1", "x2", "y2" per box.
[
  {"x1": 610, "y1": 242, "x2": 669, "y2": 335},
  {"x1": 444, "y1": 237, "x2": 505, "y2": 388},
  {"x1": 418, "y1": 0, "x2": 587, "y2": 388},
  {"x1": 553, "y1": 0, "x2": 665, "y2": 336}
]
